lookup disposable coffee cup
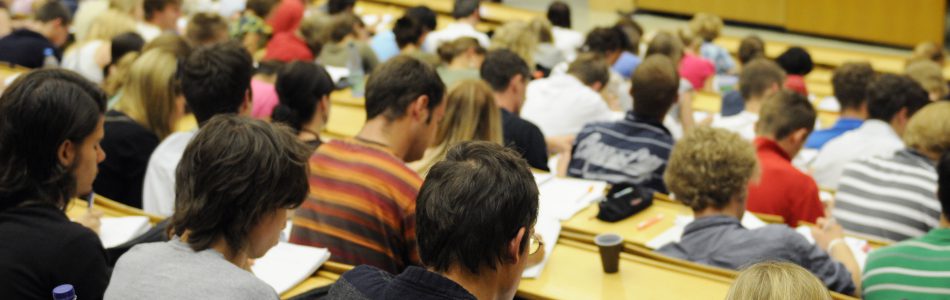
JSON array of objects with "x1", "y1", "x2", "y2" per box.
[{"x1": 595, "y1": 233, "x2": 623, "y2": 273}]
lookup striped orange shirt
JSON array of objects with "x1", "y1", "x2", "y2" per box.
[{"x1": 290, "y1": 139, "x2": 422, "y2": 273}]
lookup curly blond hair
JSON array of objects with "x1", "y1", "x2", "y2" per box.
[
  {"x1": 904, "y1": 101, "x2": 950, "y2": 157},
  {"x1": 664, "y1": 127, "x2": 759, "y2": 211}
]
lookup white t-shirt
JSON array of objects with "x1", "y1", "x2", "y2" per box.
[
  {"x1": 711, "y1": 111, "x2": 759, "y2": 141},
  {"x1": 521, "y1": 74, "x2": 618, "y2": 137},
  {"x1": 422, "y1": 22, "x2": 489, "y2": 53},
  {"x1": 142, "y1": 130, "x2": 196, "y2": 217},
  {"x1": 62, "y1": 40, "x2": 105, "y2": 84},
  {"x1": 136, "y1": 23, "x2": 162, "y2": 42},
  {"x1": 810, "y1": 119, "x2": 904, "y2": 189},
  {"x1": 551, "y1": 26, "x2": 584, "y2": 61}
]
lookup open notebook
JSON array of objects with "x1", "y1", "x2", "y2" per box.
[
  {"x1": 252, "y1": 242, "x2": 332, "y2": 294},
  {"x1": 99, "y1": 216, "x2": 152, "y2": 249},
  {"x1": 535, "y1": 174, "x2": 608, "y2": 221}
]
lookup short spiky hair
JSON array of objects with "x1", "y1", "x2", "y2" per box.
[
  {"x1": 417, "y1": 141, "x2": 539, "y2": 274},
  {"x1": 171, "y1": 115, "x2": 311, "y2": 253}
]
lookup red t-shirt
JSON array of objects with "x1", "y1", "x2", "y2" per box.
[
  {"x1": 785, "y1": 75, "x2": 809, "y2": 96},
  {"x1": 264, "y1": 32, "x2": 313, "y2": 62},
  {"x1": 746, "y1": 137, "x2": 824, "y2": 227}
]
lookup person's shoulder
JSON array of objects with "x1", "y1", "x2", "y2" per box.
[
  {"x1": 329, "y1": 265, "x2": 396, "y2": 299},
  {"x1": 749, "y1": 224, "x2": 809, "y2": 247}
]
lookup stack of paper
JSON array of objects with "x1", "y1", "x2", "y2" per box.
[
  {"x1": 795, "y1": 226, "x2": 870, "y2": 271},
  {"x1": 253, "y1": 242, "x2": 332, "y2": 294},
  {"x1": 99, "y1": 216, "x2": 152, "y2": 248},
  {"x1": 521, "y1": 218, "x2": 561, "y2": 278},
  {"x1": 535, "y1": 175, "x2": 608, "y2": 221}
]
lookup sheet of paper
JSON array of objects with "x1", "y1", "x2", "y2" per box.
[
  {"x1": 537, "y1": 177, "x2": 607, "y2": 221},
  {"x1": 99, "y1": 216, "x2": 151, "y2": 248},
  {"x1": 323, "y1": 65, "x2": 350, "y2": 84},
  {"x1": 522, "y1": 217, "x2": 562, "y2": 278},
  {"x1": 795, "y1": 226, "x2": 870, "y2": 271},
  {"x1": 741, "y1": 212, "x2": 768, "y2": 230},
  {"x1": 252, "y1": 242, "x2": 332, "y2": 294},
  {"x1": 532, "y1": 172, "x2": 553, "y2": 187}
]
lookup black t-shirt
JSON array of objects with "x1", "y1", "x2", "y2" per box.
[
  {"x1": 0, "y1": 202, "x2": 111, "y2": 300},
  {"x1": 0, "y1": 29, "x2": 60, "y2": 69},
  {"x1": 94, "y1": 110, "x2": 160, "y2": 208},
  {"x1": 501, "y1": 109, "x2": 549, "y2": 171}
]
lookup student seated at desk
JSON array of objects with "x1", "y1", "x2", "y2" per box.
[
  {"x1": 143, "y1": 41, "x2": 254, "y2": 217},
  {"x1": 727, "y1": 261, "x2": 833, "y2": 300},
  {"x1": 0, "y1": 0, "x2": 70, "y2": 69},
  {"x1": 290, "y1": 56, "x2": 446, "y2": 274},
  {"x1": 423, "y1": 0, "x2": 489, "y2": 52},
  {"x1": 546, "y1": 1, "x2": 583, "y2": 61},
  {"x1": 567, "y1": 54, "x2": 677, "y2": 194},
  {"x1": 106, "y1": 115, "x2": 311, "y2": 299},
  {"x1": 747, "y1": 90, "x2": 824, "y2": 227},
  {"x1": 329, "y1": 141, "x2": 543, "y2": 299},
  {"x1": 834, "y1": 102, "x2": 950, "y2": 242},
  {"x1": 811, "y1": 74, "x2": 930, "y2": 189},
  {"x1": 711, "y1": 59, "x2": 785, "y2": 140},
  {"x1": 319, "y1": 13, "x2": 379, "y2": 74},
  {"x1": 718, "y1": 35, "x2": 766, "y2": 117},
  {"x1": 776, "y1": 47, "x2": 813, "y2": 96},
  {"x1": 656, "y1": 127, "x2": 861, "y2": 296},
  {"x1": 0, "y1": 69, "x2": 110, "y2": 300},
  {"x1": 393, "y1": 15, "x2": 441, "y2": 68},
  {"x1": 271, "y1": 61, "x2": 335, "y2": 150},
  {"x1": 437, "y1": 37, "x2": 485, "y2": 88},
  {"x1": 689, "y1": 13, "x2": 734, "y2": 75},
  {"x1": 804, "y1": 62, "x2": 875, "y2": 150},
  {"x1": 184, "y1": 12, "x2": 229, "y2": 47},
  {"x1": 861, "y1": 152, "x2": 950, "y2": 299},
  {"x1": 521, "y1": 52, "x2": 616, "y2": 137}
]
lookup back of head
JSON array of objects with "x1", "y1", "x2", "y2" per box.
[
  {"x1": 108, "y1": 0, "x2": 143, "y2": 15},
  {"x1": 273, "y1": 61, "x2": 334, "y2": 132},
  {"x1": 615, "y1": 17, "x2": 643, "y2": 54},
  {"x1": 726, "y1": 261, "x2": 832, "y2": 300},
  {"x1": 776, "y1": 46, "x2": 813, "y2": 76},
  {"x1": 905, "y1": 60, "x2": 948, "y2": 99},
  {"x1": 902, "y1": 101, "x2": 950, "y2": 157},
  {"x1": 35, "y1": 0, "x2": 71, "y2": 23},
  {"x1": 405, "y1": 6, "x2": 437, "y2": 32},
  {"x1": 529, "y1": 18, "x2": 554, "y2": 44},
  {"x1": 328, "y1": 13, "x2": 361, "y2": 43},
  {"x1": 144, "y1": 34, "x2": 192, "y2": 59},
  {"x1": 437, "y1": 37, "x2": 485, "y2": 64},
  {"x1": 831, "y1": 62, "x2": 875, "y2": 110},
  {"x1": 568, "y1": 52, "x2": 610, "y2": 87},
  {"x1": 435, "y1": 80, "x2": 502, "y2": 148},
  {"x1": 866, "y1": 74, "x2": 929, "y2": 122},
  {"x1": 737, "y1": 35, "x2": 765, "y2": 65},
  {"x1": 393, "y1": 16, "x2": 424, "y2": 49},
  {"x1": 546, "y1": 1, "x2": 571, "y2": 28},
  {"x1": 664, "y1": 127, "x2": 759, "y2": 212},
  {"x1": 116, "y1": 49, "x2": 181, "y2": 140},
  {"x1": 110, "y1": 32, "x2": 145, "y2": 64},
  {"x1": 144, "y1": 0, "x2": 179, "y2": 21},
  {"x1": 365, "y1": 55, "x2": 445, "y2": 121},
  {"x1": 688, "y1": 12, "x2": 723, "y2": 42},
  {"x1": 182, "y1": 41, "x2": 253, "y2": 124},
  {"x1": 939, "y1": 152, "x2": 950, "y2": 220},
  {"x1": 480, "y1": 48, "x2": 530, "y2": 92},
  {"x1": 645, "y1": 30, "x2": 684, "y2": 65},
  {"x1": 185, "y1": 12, "x2": 229, "y2": 47},
  {"x1": 452, "y1": 0, "x2": 479, "y2": 19},
  {"x1": 246, "y1": 0, "x2": 279, "y2": 18},
  {"x1": 417, "y1": 141, "x2": 539, "y2": 274},
  {"x1": 85, "y1": 10, "x2": 137, "y2": 42},
  {"x1": 490, "y1": 21, "x2": 538, "y2": 67},
  {"x1": 327, "y1": 0, "x2": 355, "y2": 15},
  {"x1": 171, "y1": 115, "x2": 310, "y2": 253},
  {"x1": 756, "y1": 90, "x2": 817, "y2": 139},
  {"x1": 632, "y1": 54, "x2": 679, "y2": 121},
  {"x1": 910, "y1": 41, "x2": 946, "y2": 66},
  {"x1": 740, "y1": 59, "x2": 785, "y2": 100},
  {"x1": 583, "y1": 26, "x2": 625, "y2": 55},
  {"x1": 0, "y1": 69, "x2": 106, "y2": 211}
]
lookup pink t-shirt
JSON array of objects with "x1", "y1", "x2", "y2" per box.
[
  {"x1": 785, "y1": 75, "x2": 809, "y2": 96},
  {"x1": 251, "y1": 79, "x2": 279, "y2": 119},
  {"x1": 678, "y1": 53, "x2": 716, "y2": 89}
]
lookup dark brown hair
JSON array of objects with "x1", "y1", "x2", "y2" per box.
[
  {"x1": 632, "y1": 55, "x2": 680, "y2": 121},
  {"x1": 739, "y1": 59, "x2": 785, "y2": 100},
  {"x1": 831, "y1": 62, "x2": 875, "y2": 110},
  {"x1": 756, "y1": 90, "x2": 816, "y2": 139}
]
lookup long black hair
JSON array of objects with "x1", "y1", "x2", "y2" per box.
[
  {"x1": 272, "y1": 61, "x2": 334, "y2": 132},
  {"x1": 0, "y1": 69, "x2": 106, "y2": 212}
]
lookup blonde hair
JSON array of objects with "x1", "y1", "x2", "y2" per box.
[
  {"x1": 490, "y1": 21, "x2": 538, "y2": 69},
  {"x1": 908, "y1": 41, "x2": 946, "y2": 66},
  {"x1": 688, "y1": 12, "x2": 723, "y2": 42},
  {"x1": 437, "y1": 37, "x2": 485, "y2": 63},
  {"x1": 416, "y1": 80, "x2": 503, "y2": 174},
  {"x1": 664, "y1": 127, "x2": 759, "y2": 211},
  {"x1": 726, "y1": 261, "x2": 832, "y2": 300},
  {"x1": 114, "y1": 49, "x2": 182, "y2": 140},
  {"x1": 103, "y1": 51, "x2": 140, "y2": 97},
  {"x1": 529, "y1": 18, "x2": 554, "y2": 43},
  {"x1": 903, "y1": 101, "x2": 950, "y2": 157},
  {"x1": 84, "y1": 9, "x2": 137, "y2": 42},
  {"x1": 905, "y1": 60, "x2": 948, "y2": 99},
  {"x1": 109, "y1": 0, "x2": 144, "y2": 17}
]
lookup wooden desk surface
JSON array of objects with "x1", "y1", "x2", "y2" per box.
[
  {"x1": 517, "y1": 239, "x2": 732, "y2": 299},
  {"x1": 561, "y1": 200, "x2": 689, "y2": 249},
  {"x1": 280, "y1": 271, "x2": 339, "y2": 299},
  {"x1": 361, "y1": 0, "x2": 540, "y2": 25}
]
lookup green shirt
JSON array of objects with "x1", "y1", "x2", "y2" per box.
[{"x1": 863, "y1": 227, "x2": 950, "y2": 299}]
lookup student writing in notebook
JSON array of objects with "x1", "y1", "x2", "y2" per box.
[
  {"x1": 0, "y1": 69, "x2": 111, "y2": 300},
  {"x1": 105, "y1": 115, "x2": 311, "y2": 299},
  {"x1": 329, "y1": 141, "x2": 543, "y2": 299}
]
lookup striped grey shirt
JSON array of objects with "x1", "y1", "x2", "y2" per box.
[{"x1": 833, "y1": 149, "x2": 939, "y2": 242}]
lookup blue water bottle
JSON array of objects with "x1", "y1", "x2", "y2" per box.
[{"x1": 52, "y1": 284, "x2": 76, "y2": 300}]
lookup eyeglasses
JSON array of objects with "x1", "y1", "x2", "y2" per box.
[{"x1": 528, "y1": 231, "x2": 543, "y2": 255}]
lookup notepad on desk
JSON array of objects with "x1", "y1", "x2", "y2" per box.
[
  {"x1": 535, "y1": 175, "x2": 608, "y2": 221},
  {"x1": 253, "y1": 242, "x2": 332, "y2": 294},
  {"x1": 795, "y1": 226, "x2": 870, "y2": 271},
  {"x1": 100, "y1": 216, "x2": 152, "y2": 249},
  {"x1": 522, "y1": 217, "x2": 561, "y2": 279}
]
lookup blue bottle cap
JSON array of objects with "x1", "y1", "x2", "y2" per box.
[
  {"x1": 44, "y1": 48, "x2": 54, "y2": 56},
  {"x1": 52, "y1": 284, "x2": 75, "y2": 300}
]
